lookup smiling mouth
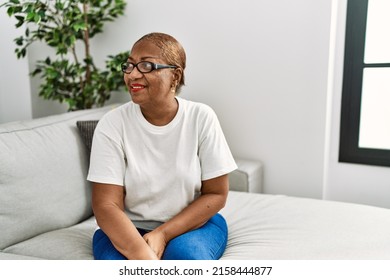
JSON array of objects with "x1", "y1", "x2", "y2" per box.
[{"x1": 130, "y1": 84, "x2": 145, "y2": 92}]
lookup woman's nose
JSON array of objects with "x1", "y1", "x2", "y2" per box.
[{"x1": 127, "y1": 67, "x2": 143, "y2": 80}]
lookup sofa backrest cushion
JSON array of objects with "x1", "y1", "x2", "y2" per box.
[{"x1": 0, "y1": 104, "x2": 119, "y2": 249}]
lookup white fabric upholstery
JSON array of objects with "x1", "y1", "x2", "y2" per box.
[
  {"x1": 4, "y1": 217, "x2": 96, "y2": 260},
  {"x1": 229, "y1": 159, "x2": 263, "y2": 193},
  {"x1": 1, "y1": 104, "x2": 390, "y2": 260},
  {"x1": 221, "y1": 192, "x2": 390, "y2": 259},
  {"x1": 4, "y1": 191, "x2": 390, "y2": 260},
  {"x1": 0, "y1": 105, "x2": 117, "y2": 249}
]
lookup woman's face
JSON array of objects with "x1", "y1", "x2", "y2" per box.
[{"x1": 124, "y1": 40, "x2": 176, "y2": 107}]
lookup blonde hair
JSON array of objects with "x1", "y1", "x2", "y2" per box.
[{"x1": 134, "y1": 32, "x2": 186, "y2": 93}]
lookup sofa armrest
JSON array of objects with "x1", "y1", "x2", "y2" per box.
[{"x1": 229, "y1": 158, "x2": 263, "y2": 193}]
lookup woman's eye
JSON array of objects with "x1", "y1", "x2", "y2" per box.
[{"x1": 140, "y1": 62, "x2": 152, "y2": 71}]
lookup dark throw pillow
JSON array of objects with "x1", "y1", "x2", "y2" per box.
[{"x1": 76, "y1": 120, "x2": 99, "y2": 157}]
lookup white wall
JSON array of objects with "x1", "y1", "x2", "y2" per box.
[
  {"x1": 92, "y1": 0, "x2": 332, "y2": 199},
  {"x1": 323, "y1": 0, "x2": 390, "y2": 209},
  {"x1": 2, "y1": 0, "x2": 332, "y2": 200},
  {"x1": 0, "y1": 6, "x2": 32, "y2": 123}
]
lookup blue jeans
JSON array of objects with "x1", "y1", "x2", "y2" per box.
[{"x1": 92, "y1": 213, "x2": 228, "y2": 260}]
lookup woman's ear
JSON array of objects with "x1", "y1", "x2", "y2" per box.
[
  {"x1": 173, "y1": 68, "x2": 183, "y2": 84},
  {"x1": 171, "y1": 68, "x2": 184, "y2": 94}
]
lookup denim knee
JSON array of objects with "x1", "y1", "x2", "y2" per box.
[
  {"x1": 92, "y1": 229, "x2": 127, "y2": 260},
  {"x1": 162, "y1": 213, "x2": 228, "y2": 260}
]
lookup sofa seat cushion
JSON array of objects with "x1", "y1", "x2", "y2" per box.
[
  {"x1": 0, "y1": 252, "x2": 43, "y2": 260},
  {"x1": 3, "y1": 216, "x2": 96, "y2": 260}
]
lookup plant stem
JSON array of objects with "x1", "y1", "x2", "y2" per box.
[
  {"x1": 71, "y1": 46, "x2": 79, "y2": 64},
  {"x1": 83, "y1": 2, "x2": 91, "y2": 85}
]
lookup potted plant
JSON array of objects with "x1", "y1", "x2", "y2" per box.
[{"x1": 1, "y1": 0, "x2": 129, "y2": 111}]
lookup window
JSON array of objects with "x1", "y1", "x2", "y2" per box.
[{"x1": 339, "y1": 0, "x2": 390, "y2": 167}]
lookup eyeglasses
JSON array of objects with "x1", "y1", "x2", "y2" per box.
[{"x1": 121, "y1": 61, "x2": 177, "y2": 74}]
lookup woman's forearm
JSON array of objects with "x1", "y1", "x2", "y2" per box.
[
  {"x1": 159, "y1": 193, "x2": 226, "y2": 239},
  {"x1": 94, "y1": 204, "x2": 159, "y2": 260},
  {"x1": 92, "y1": 183, "x2": 159, "y2": 260}
]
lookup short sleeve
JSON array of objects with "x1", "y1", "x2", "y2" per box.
[
  {"x1": 198, "y1": 107, "x2": 237, "y2": 181},
  {"x1": 87, "y1": 118, "x2": 126, "y2": 186}
]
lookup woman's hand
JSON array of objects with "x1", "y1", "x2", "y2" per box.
[
  {"x1": 143, "y1": 229, "x2": 168, "y2": 259},
  {"x1": 142, "y1": 174, "x2": 229, "y2": 258}
]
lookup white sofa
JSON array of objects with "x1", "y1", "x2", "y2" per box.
[
  {"x1": 1, "y1": 104, "x2": 390, "y2": 260},
  {"x1": 0, "y1": 104, "x2": 262, "y2": 259}
]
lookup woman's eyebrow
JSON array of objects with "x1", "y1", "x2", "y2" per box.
[{"x1": 127, "y1": 56, "x2": 159, "y2": 61}]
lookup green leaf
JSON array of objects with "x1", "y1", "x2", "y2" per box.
[
  {"x1": 72, "y1": 22, "x2": 86, "y2": 32},
  {"x1": 34, "y1": 13, "x2": 41, "y2": 24},
  {"x1": 66, "y1": 35, "x2": 76, "y2": 47},
  {"x1": 54, "y1": 1, "x2": 64, "y2": 10},
  {"x1": 19, "y1": 48, "x2": 26, "y2": 58},
  {"x1": 46, "y1": 68, "x2": 58, "y2": 79},
  {"x1": 31, "y1": 68, "x2": 42, "y2": 76},
  {"x1": 26, "y1": 11, "x2": 35, "y2": 21},
  {"x1": 15, "y1": 19, "x2": 24, "y2": 28},
  {"x1": 7, "y1": 6, "x2": 14, "y2": 16},
  {"x1": 14, "y1": 36, "x2": 23, "y2": 46},
  {"x1": 15, "y1": 15, "x2": 24, "y2": 21}
]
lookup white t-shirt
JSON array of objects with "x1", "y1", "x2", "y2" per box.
[{"x1": 87, "y1": 97, "x2": 237, "y2": 228}]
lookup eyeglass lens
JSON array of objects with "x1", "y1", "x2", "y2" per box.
[{"x1": 122, "y1": 62, "x2": 153, "y2": 73}]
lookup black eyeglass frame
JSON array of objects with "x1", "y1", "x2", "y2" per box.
[{"x1": 121, "y1": 61, "x2": 177, "y2": 74}]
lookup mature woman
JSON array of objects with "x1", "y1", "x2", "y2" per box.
[{"x1": 88, "y1": 32, "x2": 237, "y2": 260}]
